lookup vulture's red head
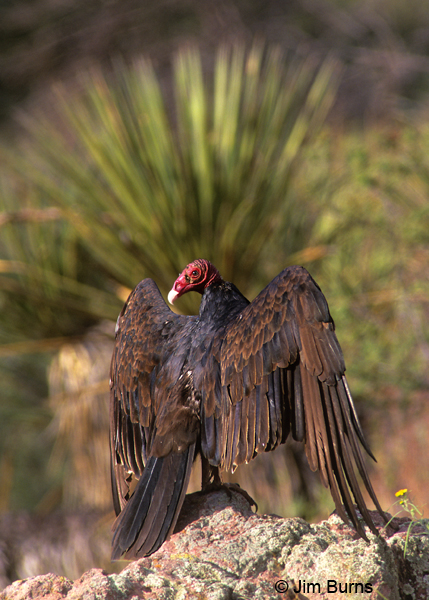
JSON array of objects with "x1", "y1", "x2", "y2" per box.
[{"x1": 168, "y1": 259, "x2": 222, "y2": 305}]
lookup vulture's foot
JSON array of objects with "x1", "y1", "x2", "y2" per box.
[
  {"x1": 222, "y1": 482, "x2": 258, "y2": 512},
  {"x1": 201, "y1": 480, "x2": 258, "y2": 512},
  {"x1": 200, "y1": 458, "x2": 257, "y2": 510}
]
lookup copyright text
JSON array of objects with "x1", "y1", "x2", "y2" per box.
[{"x1": 274, "y1": 579, "x2": 373, "y2": 594}]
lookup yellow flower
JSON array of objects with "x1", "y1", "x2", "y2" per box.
[{"x1": 395, "y1": 489, "x2": 408, "y2": 497}]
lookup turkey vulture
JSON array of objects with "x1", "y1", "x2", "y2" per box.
[{"x1": 110, "y1": 259, "x2": 387, "y2": 559}]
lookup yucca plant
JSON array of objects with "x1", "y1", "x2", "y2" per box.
[
  {"x1": 0, "y1": 169, "x2": 123, "y2": 343},
  {"x1": 14, "y1": 44, "x2": 339, "y2": 304},
  {"x1": 1, "y1": 43, "x2": 339, "y2": 516}
]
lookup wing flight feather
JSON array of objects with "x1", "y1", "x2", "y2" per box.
[
  {"x1": 199, "y1": 266, "x2": 385, "y2": 538},
  {"x1": 110, "y1": 278, "x2": 190, "y2": 514}
]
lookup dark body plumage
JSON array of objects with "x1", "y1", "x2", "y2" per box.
[{"x1": 110, "y1": 262, "x2": 387, "y2": 560}]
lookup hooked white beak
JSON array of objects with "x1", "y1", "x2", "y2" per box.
[{"x1": 168, "y1": 289, "x2": 179, "y2": 305}]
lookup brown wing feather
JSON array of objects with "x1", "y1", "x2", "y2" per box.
[
  {"x1": 200, "y1": 265, "x2": 386, "y2": 537},
  {"x1": 110, "y1": 278, "x2": 190, "y2": 515}
]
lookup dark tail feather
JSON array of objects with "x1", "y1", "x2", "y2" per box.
[{"x1": 111, "y1": 443, "x2": 195, "y2": 560}]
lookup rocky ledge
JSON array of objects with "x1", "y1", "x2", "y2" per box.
[{"x1": 1, "y1": 490, "x2": 428, "y2": 600}]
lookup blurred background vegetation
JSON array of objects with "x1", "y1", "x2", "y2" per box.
[{"x1": 1, "y1": 0, "x2": 429, "y2": 586}]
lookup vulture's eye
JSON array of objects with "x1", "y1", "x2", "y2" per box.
[{"x1": 191, "y1": 269, "x2": 200, "y2": 278}]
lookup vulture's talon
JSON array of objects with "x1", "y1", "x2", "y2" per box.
[
  {"x1": 222, "y1": 483, "x2": 258, "y2": 511},
  {"x1": 200, "y1": 480, "x2": 258, "y2": 511}
]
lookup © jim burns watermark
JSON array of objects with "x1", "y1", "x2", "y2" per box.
[{"x1": 274, "y1": 579, "x2": 374, "y2": 594}]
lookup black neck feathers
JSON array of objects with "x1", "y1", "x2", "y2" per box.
[{"x1": 198, "y1": 281, "x2": 249, "y2": 328}]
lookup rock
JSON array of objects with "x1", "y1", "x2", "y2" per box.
[{"x1": 1, "y1": 490, "x2": 428, "y2": 600}]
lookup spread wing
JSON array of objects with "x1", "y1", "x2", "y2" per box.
[
  {"x1": 109, "y1": 278, "x2": 192, "y2": 516},
  {"x1": 200, "y1": 266, "x2": 386, "y2": 539}
]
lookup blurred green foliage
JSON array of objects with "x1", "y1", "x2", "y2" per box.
[
  {"x1": 0, "y1": 44, "x2": 339, "y2": 512},
  {"x1": 304, "y1": 126, "x2": 429, "y2": 398},
  {"x1": 0, "y1": 42, "x2": 428, "y2": 524},
  {"x1": 0, "y1": 173, "x2": 122, "y2": 344},
  {"x1": 12, "y1": 46, "x2": 338, "y2": 306}
]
